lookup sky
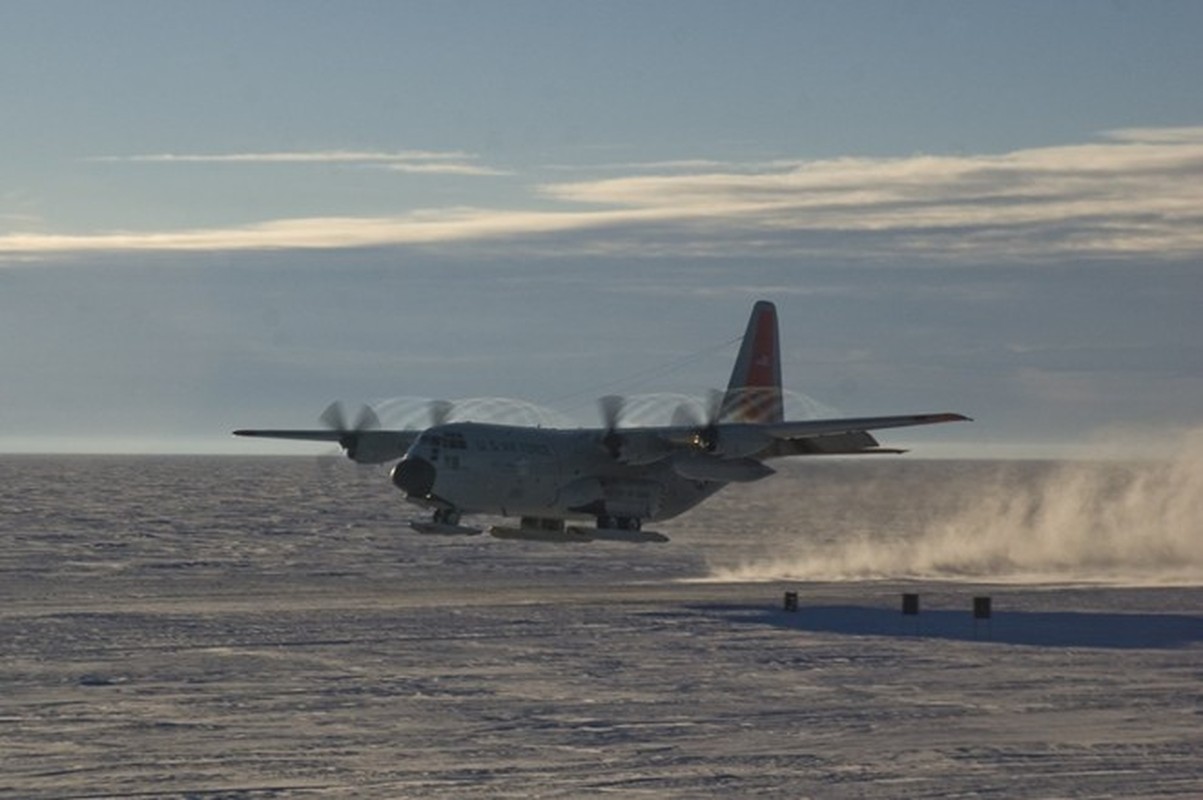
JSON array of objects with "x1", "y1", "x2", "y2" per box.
[{"x1": 2, "y1": 0, "x2": 1202, "y2": 456}]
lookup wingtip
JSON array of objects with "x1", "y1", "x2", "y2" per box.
[{"x1": 934, "y1": 413, "x2": 972, "y2": 423}]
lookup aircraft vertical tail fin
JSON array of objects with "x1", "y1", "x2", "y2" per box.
[{"x1": 721, "y1": 300, "x2": 784, "y2": 424}]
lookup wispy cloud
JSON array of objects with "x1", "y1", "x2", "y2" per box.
[
  {"x1": 544, "y1": 158, "x2": 742, "y2": 173},
  {"x1": 0, "y1": 212, "x2": 42, "y2": 226},
  {"x1": 377, "y1": 162, "x2": 512, "y2": 176},
  {"x1": 0, "y1": 207, "x2": 641, "y2": 253},
  {"x1": 7, "y1": 127, "x2": 1203, "y2": 261},
  {"x1": 90, "y1": 149, "x2": 511, "y2": 176},
  {"x1": 540, "y1": 131, "x2": 1203, "y2": 260},
  {"x1": 1103, "y1": 126, "x2": 1203, "y2": 144}
]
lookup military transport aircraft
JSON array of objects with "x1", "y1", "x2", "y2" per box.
[{"x1": 235, "y1": 301, "x2": 969, "y2": 543}]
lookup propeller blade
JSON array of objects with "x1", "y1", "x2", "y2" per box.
[
  {"x1": 598, "y1": 395, "x2": 625, "y2": 459},
  {"x1": 428, "y1": 399, "x2": 454, "y2": 427},
  {"x1": 705, "y1": 388, "x2": 725, "y2": 425},
  {"x1": 353, "y1": 404, "x2": 381, "y2": 432},
  {"x1": 319, "y1": 401, "x2": 380, "y2": 461},
  {"x1": 598, "y1": 395, "x2": 624, "y2": 430},
  {"x1": 671, "y1": 402, "x2": 699, "y2": 427},
  {"x1": 322, "y1": 401, "x2": 380, "y2": 433},
  {"x1": 320, "y1": 401, "x2": 349, "y2": 433}
]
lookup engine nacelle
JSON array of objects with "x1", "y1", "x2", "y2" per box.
[
  {"x1": 673, "y1": 455, "x2": 775, "y2": 483},
  {"x1": 699, "y1": 424, "x2": 774, "y2": 460}
]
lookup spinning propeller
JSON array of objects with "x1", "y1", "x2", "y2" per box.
[
  {"x1": 315, "y1": 397, "x2": 456, "y2": 472},
  {"x1": 427, "y1": 399, "x2": 454, "y2": 427},
  {"x1": 320, "y1": 401, "x2": 381, "y2": 460},
  {"x1": 598, "y1": 394, "x2": 625, "y2": 459},
  {"x1": 598, "y1": 391, "x2": 732, "y2": 462},
  {"x1": 673, "y1": 389, "x2": 725, "y2": 453}
]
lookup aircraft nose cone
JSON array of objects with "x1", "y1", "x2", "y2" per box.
[{"x1": 391, "y1": 457, "x2": 436, "y2": 497}]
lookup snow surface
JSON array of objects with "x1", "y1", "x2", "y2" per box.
[{"x1": 2, "y1": 456, "x2": 1201, "y2": 798}]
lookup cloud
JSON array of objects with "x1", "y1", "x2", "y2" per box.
[
  {"x1": 1103, "y1": 126, "x2": 1203, "y2": 144},
  {"x1": 377, "y1": 162, "x2": 511, "y2": 176},
  {"x1": 90, "y1": 149, "x2": 511, "y2": 176},
  {"x1": 7, "y1": 127, "x2": 1203, "y2": 261},
  {"x1": 544, "y1": 158, "x2": 741, "y2": 173},
  {"x1": 0, "y1": 207, "x2": 649, "y2": 253},
  {"x1": 1, "y1": 212, "x2": 41, "y2": 225},
  {"x1": 540, "y1": 131, "x2": 1203, "y2": 259}
]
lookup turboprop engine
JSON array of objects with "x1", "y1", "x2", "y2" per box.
[{"x1": 690, "y1": 423, "x2": 774, "y2": 460}]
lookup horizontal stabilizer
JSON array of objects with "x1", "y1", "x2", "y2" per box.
[{"x1": 763, "y1": 412, "x2": 970, "y2": 441}]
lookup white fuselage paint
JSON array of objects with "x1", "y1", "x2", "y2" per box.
[{"x1": 401, "y1": 421, "x2": 726, "y2": 522}]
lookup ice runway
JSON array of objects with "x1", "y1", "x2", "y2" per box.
[{"x1": 2, "y1": 456, "x2": 1202, "y2": 797}]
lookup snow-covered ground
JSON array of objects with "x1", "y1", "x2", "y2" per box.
[{"x1": 2, "y1": 456, "x2": 1201, "y2": 798}]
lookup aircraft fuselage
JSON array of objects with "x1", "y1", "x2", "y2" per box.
[{"x1": 391, "y1": 421, "x2": 725, "y2": 523}]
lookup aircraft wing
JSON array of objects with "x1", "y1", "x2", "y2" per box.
[
  {"x1": 613, "y1": 411, "x2": 969, "y2": 462},
  {"x1": 232, "y1": 429, "x2": 418, "y2": 464},
  {"x1": 232, "y1": 429, "x2": 345, "y2": 442}
]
